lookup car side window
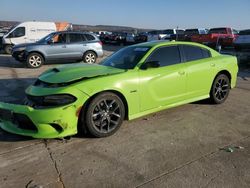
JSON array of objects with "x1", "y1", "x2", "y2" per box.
[
  {"x1": 69, "y1": 33, "x2": 83, "y2": 43},
  {"x1": 52, "y1": 33, "x2": 66, "y2": 44},
  {"x1": 81, "y1": 34, "x2": 87, "y2": 41},
  {"x1": 146, "y1": 46, "x2": 181, "y2": 67},
  {"x1": 182, "y1": 45, "x2": 211, "y2": 62},
  {"x1": 84, "y1": 34, "x2": 95, "y2": 41}
]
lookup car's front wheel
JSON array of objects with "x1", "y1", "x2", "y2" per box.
[
  {"x1": 83, "y1": 51, "x2": 97, "y2": 64},
  {"x1": 26, "y1": 52, "x2": 44, "y2": 68},
  {"x1": 210, "y1": 74, "x2": 230, "y2": 104},
  {"x1": 4, "y1": 45, "x2": 12, "y2": 54},
  {"x1": 84, "y1": 92, "x2": 125, "y2": 137}
]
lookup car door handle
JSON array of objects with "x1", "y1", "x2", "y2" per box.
[
  {"x1": 83, "y1": 44, "x2": 87, "y2": 46},
  {"x1": 62, "y1": 45, "x2": 67, "y2": 48},
  {"x1": 178, "y1": 71, "x2": 185, "y2": 75},
  {"x1": 211, "y1": 63, "x2": 215, "y2": 67}
]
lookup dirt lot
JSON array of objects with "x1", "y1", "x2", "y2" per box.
[{"x1": 0, "y1": 45, "x2": 250, "y2": 188}]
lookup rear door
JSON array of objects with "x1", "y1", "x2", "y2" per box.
[
  {"x1": 180, "y1": 45, "x2": 215, "y2": 98},
  {"x1": 65, "y1": 33, "x2": 87, "y2": 59},
  {"x1": 139, "y1": 45, "x2": 187, "y2": 111}
]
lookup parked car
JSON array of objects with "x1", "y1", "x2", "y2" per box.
[
  {"x1": 234, "y1": 29, "x2": 250, "y2": 51},
  {"x1": 12, "y1": 31, "x2": 103, "y2": 68},
  {"x1": 95, "y1": 31, "x2": 111, "y2": 38},
  {"x1": 0, "y1": 28, "x2": 8, "y2": 50},
  {"x1": 2, "y1": 21, "x2": 72, "y2": 54},
  {"x1": 147, "y1": 30, "x2": 164, "y2": 41},
  {"x1": 148, "y1": 29, "x2": 184, "y2": 41},
  {"x1": 100, "y1": 32, "x2": 135, "y2": 45},
  {"x1": 191, "y1": 27, "x2": 239, "y2": 49},
  {"x1": 99, "y1": 32, "x2": 112, "y2": 43},
  {"x1": 181, "y1": 28, "x2": 208, "y2": 41},
  {"x1": 134, "y1": 32, "x2": 148, "y2": 43},
  {"x1": 0, "y1": 41, "x2": 238, "y2": 138},
  {"x1": 166, "y1": 30, "x2": 185, "y2": 41},
  {"x1": 125, "y1": 33, "x2": 136, "y2": 44}
]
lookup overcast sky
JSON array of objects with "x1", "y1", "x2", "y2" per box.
[{"x1": 1, "y1": 0, "x2": 250, "y2": 30}]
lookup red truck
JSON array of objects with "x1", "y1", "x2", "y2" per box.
[{"x1": 191, "y1": 27, "x2": 239, "y2": 49}]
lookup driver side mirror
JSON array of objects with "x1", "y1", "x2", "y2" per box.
[{"x1": 140, "y1": 61, "x2": 160, "y2": 70}]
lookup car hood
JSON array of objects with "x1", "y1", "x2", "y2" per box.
[
  {"x1": 13, "y1": 43, "x2": 38, "y2": 49},
  {"x1": 38, "y1": 64, "x2": 126, "y2": 84}
]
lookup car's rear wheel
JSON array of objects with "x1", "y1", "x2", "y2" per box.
[
  {"x1": 4, "y1": 45, "x2": 12, "y2": 54},
  {"x1": 83, "y1": 51, "x2": 97, "y2": 64},
  {"x1": 84, "y1": 92, "x2": 125, "y2": 137},
  {"x1": 210, "y1": 74, "x2": 230, "y2": 104},
  {"x1": 26, "y1": 53, "x2": 44, "y2": 68}
]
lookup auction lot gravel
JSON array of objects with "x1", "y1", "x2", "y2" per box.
[{"x1": 0, "y1": 45, "x2": 250, "y2": 188}]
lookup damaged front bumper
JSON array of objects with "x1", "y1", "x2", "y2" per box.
[
  {"x1": 0, "y1": 83, "x2": 90, "y2": 138},
  {"x1": 0, "y1": 101, "x2": 82, "y2": 138}
]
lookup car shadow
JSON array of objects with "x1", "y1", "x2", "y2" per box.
[
  {"x1": 0, "y1": 128, "x2": 34, "y2": 142},
  {"x1": 191, "y1": 99, "x2": 212, "y2": 105},
  {"x1": 0, "y1": 58, "x2": 84, "y2": 69}
]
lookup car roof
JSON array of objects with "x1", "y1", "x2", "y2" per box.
[
  {"x1": 52, "y1": 31, "x2": 94, "y2": 35},
  {"x1": 134, "y1": 40, "x2": 212, "y2": 49}
]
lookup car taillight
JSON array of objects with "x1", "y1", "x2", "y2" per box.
[{"x1": 98, "y1": 41, "x2": 103, "y2": 46}]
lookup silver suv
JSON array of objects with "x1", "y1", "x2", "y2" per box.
[{"x1": 12, "y1": 31, "x2": 103, "y2": 68}]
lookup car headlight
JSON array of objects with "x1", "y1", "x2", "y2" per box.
[{"x1": 26, "y1": 94, "x2": 77, "y2": 108}]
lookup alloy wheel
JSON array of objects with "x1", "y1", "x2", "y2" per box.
[
  {"x1": 91, "y1": 99, "x2": 122, "y2": 134},
  {"x1": 29, "y1": 55, "x2": 42, "y2": 67},
  {"x1": 85, "y1": 53, "x2": 96, "y2": 64},
  {"x1": 214, "y1": 77, "x2": 229, "y2": 101}
]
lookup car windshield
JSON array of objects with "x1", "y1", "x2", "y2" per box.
[{"x1": 101, "y1": 46, "x2": 151, "y2": 69}]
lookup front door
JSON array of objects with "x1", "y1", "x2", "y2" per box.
[
  {"x1": 44, "y1": 33, "x2": 68, "y2": 61},
  {"x1": 139, "y1": 45, "x2": 187, "y2": 111},
  {"x1": 9, "y1": 27, "x2": 28, "y2": 45}
]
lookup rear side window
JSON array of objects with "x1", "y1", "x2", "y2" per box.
[
  {"x1": 182, "y1": 45, "x2": 211, "y2": 62},
  {"x1": 69, "y1": 33, "x2": 83, "y2": 43},
  {"x1": 147, "y1": 46, "x2": 181, "y2": 67},
  {"x1": 84, "y1": 34, "x2": 95, "y2": 41}
]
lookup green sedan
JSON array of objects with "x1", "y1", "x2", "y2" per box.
[{"x1": 0, "y1": 41, "x2": 238, "y2": 138}]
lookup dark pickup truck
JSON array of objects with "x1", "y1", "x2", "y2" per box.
[{"x1": 191, "y1": 27, "x2": 239, "y2": 49}]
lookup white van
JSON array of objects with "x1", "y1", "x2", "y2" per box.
[{"x1": 2, "y1": 21, "x2": 72, "y2": 54}]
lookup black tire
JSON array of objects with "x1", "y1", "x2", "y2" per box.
[
  {"x1": 210, "y1": 74, "x2": 230, "y2": 104},
  {"x1": 4, "y1": 45, "x2": 12, "y2": 54},
  {"x1": 83, "y1": 51, "x2": 97, "y2": 64},
  {"x1": 83, "y1": 92, "x2": 125, "y2": 138},
  {"x1": 26, "y1": 52, "x2": 44, "y2": 68}
]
